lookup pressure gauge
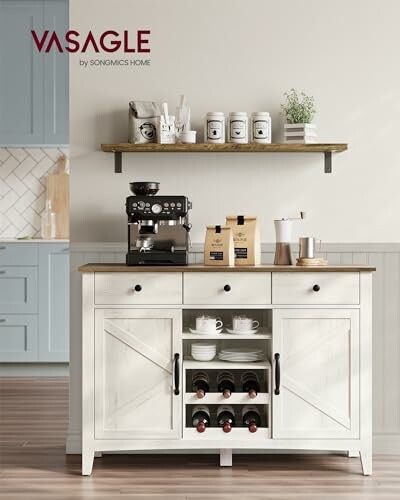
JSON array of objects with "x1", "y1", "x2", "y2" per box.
[{"x1": 151, "y1": 203, "x2": 163, "y2": 214}]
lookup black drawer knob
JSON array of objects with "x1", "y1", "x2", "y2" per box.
[
  {"x1": 313, "y1": 284, "x2": 320, "y2": 292},
  {"x1": 134, "y1": 284, "x2": 142, "y2": 292},
  {"x1": 224, "y1": 284, "x2": 231, "y2": 292}
]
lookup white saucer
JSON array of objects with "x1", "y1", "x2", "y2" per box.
[
  {"x1": 226, "y1": 328, "x2": 259, "y2": 335},
  {"x1": 189, "y1": 328, "x2": 223, "y2": 335}
]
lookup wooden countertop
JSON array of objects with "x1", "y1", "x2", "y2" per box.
[{"x1": 79, "y1": 264, "x2": 376, "y2": 273}]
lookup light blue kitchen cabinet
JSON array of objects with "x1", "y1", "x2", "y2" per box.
[
  {"x1": 0, "y1": 314, "x2": 38, "y2": 362},
  {"x1": 0, "y1": 0, "x2": 69, "y2": 145},
  {"x1": 38, "y1": 243, "x2": 69, "y2": 361},
  {"x1": 0, "y1": 266, "x2": 38, "y2": 314},
  {"x1": 0, "y1": 242, "x2": 69, "y2": 362}
]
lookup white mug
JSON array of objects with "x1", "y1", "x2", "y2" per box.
[
  {"x1": 196, "y1": 315, "x2": 223, "y2": 332},
  {"x1": 232, "y1": 315, "x2": 259, "y2": 331}
]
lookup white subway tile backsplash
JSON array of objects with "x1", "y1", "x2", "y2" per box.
[
  {"x1": 0, "y1": 156, "x2": 18, "y2": 179},
  {"x1": 0, "y1": 147, "x2": 68, "y2": 238}
]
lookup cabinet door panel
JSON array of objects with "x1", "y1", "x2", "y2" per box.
[
  {"x1": 95, "y1": 308, "x2": 181, "y2": 440},
  {"x1": 0, "y1": 314, "x2": 37, "y2": 361},
  {"x1": 0, "y1": 0, "x2": 44, "y2": 144},
  {"x1": 38, "y1": 244, "x2": 69, "y2": 361},
  {"x1": 0, "y1": 266, "x2": 37, "y2": 313},
  {"x1": 273, "y1": 309, "x2": 359, "y2": 439}
]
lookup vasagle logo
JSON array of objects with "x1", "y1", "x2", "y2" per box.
[{"x1": 31, "y1": 29, "x2": 151, "y2": 53}]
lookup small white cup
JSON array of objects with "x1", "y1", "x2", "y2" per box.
[
  {"x1": 179, "y1": 130, "x2": 197, "y2": 144},
  {"x1": 232, "y1": 315, "x2": 259, "y2": 331},
  {"x1": 195, "y1": 315, "x2": 223, "y2": 332}
]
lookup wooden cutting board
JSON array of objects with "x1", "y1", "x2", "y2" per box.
[{"x1": 46, "y1": 156, "x2": 70, "y2": 239}]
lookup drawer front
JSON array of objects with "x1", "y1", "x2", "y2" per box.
[
  {"x1": 0, "y1": 244, "x2": 38, "y2": 266},
  {"x1": 183, "y1": 273, "x2": 271, "y2": 305},
  {"x1": 272, "y1": 272, "x2": 359, "y2": 305},
  {"x1": 94, "y1": 273, "x2": 182, "y2": 305},
  {"x1": 0, "y1": 266, "x2": 38, "y2": 313},
  {"x1": 0, "y1": 314, "x2": 38, "y2": 362}
]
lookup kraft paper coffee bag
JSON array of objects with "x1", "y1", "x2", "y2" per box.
[
  {"x1": 204, "y1": 225, "x2": 235, "y2": 266},
  {"x1": 226, "y1": 215, "x2": 261, "y2": 266}
]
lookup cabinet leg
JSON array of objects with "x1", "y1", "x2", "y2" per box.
[
  {"x1": 220, "y1": 448, "x2": 232, "y2": 467},
  {"x1": 82, "y1": 448, "x2": 95, "y2": 476},
  {"x1": 360, "y1": 449, "x2": 372, "y2": 476},
  {"x1": 348, "y1": 450, "x2": 359, "y2": 458}
]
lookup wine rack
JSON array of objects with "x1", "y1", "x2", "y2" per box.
[{"x1": 182, "y1": 308, "x2": 272, "y2": 441}]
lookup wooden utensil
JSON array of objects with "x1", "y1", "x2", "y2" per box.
[{"x1": 45, "y1": 155, "x2": 69, "y2": 239}]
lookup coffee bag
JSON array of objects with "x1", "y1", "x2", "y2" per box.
[
  {"x1": 226, "y1": 215, "x2": 261, "y2": 266},
  {"x1": 204, "y1": 225, "x2": 235, "y2": 266}
]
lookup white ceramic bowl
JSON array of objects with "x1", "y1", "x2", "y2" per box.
[{"x1": 192, "y1": 351, "x2": 216, "y2": 361}]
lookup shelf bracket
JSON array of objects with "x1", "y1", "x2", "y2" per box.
[
  {"x1": 113, "y1": 151, "x2": 122, "y2": 173},
  {"x1": 324, "y1": 151, "x2": 332, "y2": 173}
]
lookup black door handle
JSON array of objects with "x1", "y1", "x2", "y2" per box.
[
  {"x1": 274, "y1": 353, "x2": 280, "y2": 395},
  {"x1": 313, "y1": 284, "x2": 320, "y2": 292},
  {"x1": 224, "y1": 284, "x2": 231, "y2": 292},
  {"x1": 134, "y1": 284, "x2": 142, "y2": 292},
  {"x1": 174, "y1": 353, "x2": 180, "y2": 395}
]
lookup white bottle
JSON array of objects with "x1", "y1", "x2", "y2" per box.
[
  {"x1": 41, "y1": 200, "x2": 56, "y2": 239},
  {"x1": 204, "y1": 112, "x2": 225, "y2": 144},
  {"x1": 250, "y1": 112, "x2": 271, "y2": 144},
  {"x1": 228, "y1": 112, "x2": 248, "y2": 144}
]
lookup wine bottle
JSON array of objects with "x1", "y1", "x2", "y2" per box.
[
  {"x1": 241, "y1": 371, "x2": 260, "y2": 399},
  {"x1": 192, "y1": 372, "x2": 210, "y2": 399},
  {"x1": 191, "y1": 405, "x2": 210, "y2": 433},
  {"x1": 217, "y1": 371, "x2": 235, "y2": 399},
  {"x1": 217, "y1": 404, "x2": 236, "y2": 433},
  {"x1": 242, "y1": 405, "x2": 261, "y2": 433}
]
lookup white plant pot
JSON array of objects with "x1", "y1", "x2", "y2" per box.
[{"x1": 284, "y1": 123, "x2": 317, "y2": 144}]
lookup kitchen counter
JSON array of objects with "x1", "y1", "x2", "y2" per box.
[{"x1": 79, "y1": 263, "x2": 376, "y2": 272}]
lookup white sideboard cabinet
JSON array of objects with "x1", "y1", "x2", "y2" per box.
[{"x1": 80, "y1": 264, "x2": 374, "y2": 476}]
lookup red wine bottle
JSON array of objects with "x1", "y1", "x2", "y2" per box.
[
  {"x1": 217, "y1": 405, "x2": 236, "y2": 433},
  {"x1": 217, "y1": 371, "x2": 235, "y2": 399},
  {"x1": 192, "y1": 405, "x2": 210, "y2": 433},
  {"x1": 192, "y1": 372, "x2": 210, "y2": 399},
  {"x1": 241, "y1": 371, "x2": 260, "y2": 399},
  {"x1": 242, "y1": 405, "x2": 261, "y2": 433}
]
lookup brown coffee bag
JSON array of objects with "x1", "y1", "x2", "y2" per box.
[
  {"x1": 204, "y1": 225, "x2": 235, "y2": 266},
  {"x1": 226, "y1": 215, "x2": 261, "y2": 266}
]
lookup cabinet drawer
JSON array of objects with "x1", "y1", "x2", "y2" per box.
[
  {"x1": 183, "y1": 273, "x2": 271, "y2": 305},
  {"x1": 272, "y1": 272, "x2": 359, "y2": 305},
  {"x1": 0, "y1": 266, "x2": 38, "y2": 313},
  {"x1": 0, "y1": 244, "x2": 38, "y2": 266},
  {"x1": 94, "y1": 273, "x2": 182, "y2": 305},
  {"x1": 0, "y1": 314, "x2": 38, "y2": 362}
]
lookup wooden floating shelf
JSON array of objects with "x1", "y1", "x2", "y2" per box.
[{"x1": 100, "y1": 142, "x2": 348, "y2": 174}]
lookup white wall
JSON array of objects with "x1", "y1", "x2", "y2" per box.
[{"x1": 71, "y1": 0, "x2": 400, "y2": 244}]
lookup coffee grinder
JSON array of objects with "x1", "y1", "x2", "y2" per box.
[{"x1": 274, "y1": 211, "x2": 305, "y2": 265}]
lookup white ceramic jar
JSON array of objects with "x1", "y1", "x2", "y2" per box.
[
  {"x1": 250, "y1": 112, "x2": 271, "y2": 144},
  {"x1": 204, "y1": 112, "x2": 225, "y2": 143},
  {"x1": 228, "y1": 112, "x2": 248, "y2": 144}
]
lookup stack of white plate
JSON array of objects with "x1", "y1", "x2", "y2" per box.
[
  {"x1": 191, "y1": 343, "x2": 216, "y2": 361},
  {"x1": 218, "y1": 347, "x2": 264, "y2": 363}
]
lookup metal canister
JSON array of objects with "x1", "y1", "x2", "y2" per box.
[{"x1": 299, "y1": 237, "x2": 320, "y2": 259}]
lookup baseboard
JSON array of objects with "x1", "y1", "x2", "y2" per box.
[
  {"x1": 373, "y1": 434, "x2": 400, "y2": 454},
  {"x1": 0, "y1": 363, "x2": 69, "y2": 377},
  {"x1": 66, "y1": 428, "x2": 81, "y2": 454}
]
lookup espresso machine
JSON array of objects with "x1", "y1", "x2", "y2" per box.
[{"x1": 126, "y1": 182, "x2": 192, "y2": 265}]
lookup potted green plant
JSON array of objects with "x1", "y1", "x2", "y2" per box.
[{"x1": 281, "y1": 89, "x2": 317, "y2": 144}]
